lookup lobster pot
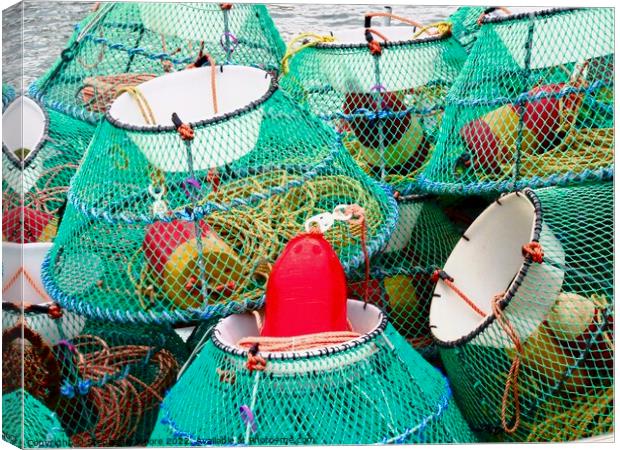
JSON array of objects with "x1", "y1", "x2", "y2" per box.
[
  {"x1": 41, "y1": 65, "x2": 397, "y2": 324},
  {"x1": 2, "y1": 302, "x2": 188, "y2": 447},
  {"x1": 430, "y1": 183, "x2": 613, "y2": 441},
  {"x1": 419, "y1": 8, "x2": 614, "y2": 195},
  {"x1": 280, "y1": 17, "x2": 467, "y2": 194},
  {"x1": 28, "y1": 2, "x2": 284, "y2": 123},
  {"x1": 2, "y1": 96, "x2": 95, "y2": 244},
  {"x1": 2, "y1": 389, "x2": 70, "y2": 448},
  {"x1": 2, "y1": 82, "x2": 15, "y2": 111},
  {"x1": 149, "y1": 300, "x2": 476, "y2": 445},
  {"x1": 348, "y1": 199, "x2": 460, "y2": 356}
]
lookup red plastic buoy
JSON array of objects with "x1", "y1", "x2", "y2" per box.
[
  {"x1": 2, "y1": 207, "x2": 57, "y2": 243},
  {"x1": 261, "y1": 232, "x2": 349, "y2": 337}
]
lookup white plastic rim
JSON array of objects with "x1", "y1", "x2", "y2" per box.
[
  {"x1": 2, "y1": 96, "x2": 47, "y2": 156},
  {"x1": 109, "y1": 66, "x2": 271, "y2": 172},
  {"x1": 2, "y1": 96, "x2": 49, "y2": 194},
  {"x1": 430, "y1": 192, "x2": 565, "y2": 348},
  {"x1": 2, "y1": 242, "x2": 53, "y2": 305},
  {"x1": 215, "y1": 299, "x2": 383, "y2": 374},
  {"x1": 321, "y1": 26, "x2": 442, "y2": 93},
  {"x1": 139, "y1": 3, "x2": 252, "y2": 42},
  {"x1": 384, "y1": 202, "x2": 422, "y2": 252}
]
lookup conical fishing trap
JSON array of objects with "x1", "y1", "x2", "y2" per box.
[
  {"x1": 348, "y1": 196, "x2": 461, "y2": 357},
  {"x1": 2, "y1": 301, "x2": 189, "y2": 447},
  {"x1": 41, "y1": 62, "x2": 397, "y2": 324},
  {"x1": 2, "y1": 389, "x2": 70, "y2": 448},
  {"x1": 429, "y1": 182, "x2": 613, "y2": 441},
  {"x1": 280, "y1": 11, "x2": 468, "y2": 194},
  {"x1": 149, "y1": 299, "x2": 476, "y2": 445},
  {"x1": 418, "y1": 8, "x2": 614, "y2": 195}
]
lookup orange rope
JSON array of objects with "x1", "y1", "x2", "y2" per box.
[
  {"x1": 2, "y1": 266, "x2": 51, "y2": 302},
  {"x1": 431, "y1": 270, "x2": 487, "y2": 317},
  {"x1": 187, "y1": 45, "x2": 219, "y2": 115},
  {"x1": 366, "y1": 28, "x2": 390, "y2": 42},
  {"x1": 477, "y1": 7, "x2": 512, "y2": 25},
  {"x1": 365, "y1": 11, "x2": 424, "y2": 29},
  {"x1": 492, "y1": 293, "x2": 523, "y2": 434},
  {"x1": 522, "y1": 242, "x2": 544, "y2": 264},
  {"x1": 238, "y1": 331, "x2": 361, "y2": 354}
]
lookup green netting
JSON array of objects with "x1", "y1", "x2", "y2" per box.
[
  {"x1": 2, "y1": 83, "x2": 15, "y2": 111},
  {"x1": 2, "y1": 302, "x2": 188, "y2": 447},
  {"x1": 148, "y1": 301, "x2": 476, "y2": 445},
  {"x1": 40, "y1": 64, "x2": 397, "y2": 325},
  {"x1": 2, "y1": 389, "x2": 70, "y2": 449},
  {"x1": 348, "y1": 198, "x2": 460, "y2": 357},
  {"x1": 279, "y1": 14, "x2": 467, "y2": 194},
  {"x1": 2, "y1": 96, "x2": 96, "y2": 244},
  {"x1": 447, "y1": 6, "x2": 486, "y2": 52},
  {"x1": 419, "y1": 8, "x2": 614, "y2": 195},
  {"x1": 28, "y1": 2, "x2": 285, "y2": 125},
  {"x1": 430, "y1": 182, "x2": 613, "y2": 441}
]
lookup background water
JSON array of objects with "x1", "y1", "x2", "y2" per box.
[{"x1": 2, "y1": 1, "x2": 461, "y2": 91}]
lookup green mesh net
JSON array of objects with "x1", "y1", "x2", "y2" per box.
[
  {"x1": 148, "y1": 300, "x2": 476, "y2": 445},
  {"x1": 348, "y1": 198, "x2": 460, "y2": 357},
  {"x1": 41, "y1": 64, "x2": 397, "y2": 324},
  {"x1": 2, "y1": 389, "x2": 70, "y2": 448},
  {"x1": 2, "y1": 96, "x2": 95, "y2": 245},
  {"x1": 2, "y1": 83, "x2": 15, "y2": 111},
  {"x1": 2, "y1": 302, "x2": 188, "y2": 447},
  {"x1": 447, "y1": 6, "x2": 487, "y2": 52},
  {"x1": 429, "y1": 182, "x2": 613, "y2": 441},
  {"x1": 279, "y1": 13, "x2": 467, "y2": 194},
  {"x1": 28, "y1": 2, "x2": 285, "y2": 125},
  {"x1": 419, "y1": 8, "x2": 614, "y2": 195}
]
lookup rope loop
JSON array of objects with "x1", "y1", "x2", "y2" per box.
[
  {"x1": 368, "y1": 39, "x2": 382, "y2": 56},
  {"x1": 412, "y1": 21, "x2": 452, "y2": 39},
  {"x1": 281, "y1": 33, "x2": 335, "y2": 74},
  {"x1": 521, "y1": 241, "x2": 544, "y2": 263},
  {"x1": 492, "y1": 293, "x2": 523, "y2": 434},
  {"x1": 364, "y1": 11, "x2": 424, "y2": 29},
  {"x1": 477, "y1": 7, "x2": 512, "y2": 25}
]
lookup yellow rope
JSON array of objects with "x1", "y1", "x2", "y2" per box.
[
  {"x1": 281, "y1": 33, "x2": 335, "y2": 74},
  {"x1": 412, "y1": 21, "x2": 452, "y2": 39},
  {"x1": 116, "y1": 86, "x2": 157, "y2": 125}
]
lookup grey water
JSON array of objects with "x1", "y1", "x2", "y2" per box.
[{"x1": 2, "y1": 1, "x2": 461, "y2": 91}]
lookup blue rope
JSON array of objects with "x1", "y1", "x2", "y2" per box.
[{"x1": 319, "y1": 103, "x2": 444, "y2": 123}]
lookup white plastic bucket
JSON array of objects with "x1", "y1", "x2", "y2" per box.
[
  {"x1": 215, "y1": 299, "x2": 383, "y2": 374},
  {"x1": 109, "y1": 66, "x2": 271, "y2": 172},
  {"x1": 320, "y1": 27, "x2": 436, "y2": 93},
  {"x1": 2, "y1": 242, "x2": 53, "y2": 305},
  {"x1": 2, "y1": 96, "x2": 49, "y2": 194},
  {"x1": 430, "y1": 191, "x2": 565, "y2": 348},
  {"x1": 384, "y1": 202, "x2": 422, "y2": 252}
]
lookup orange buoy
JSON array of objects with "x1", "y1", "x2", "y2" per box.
[
  {"x1": 143, "y1": 219, "x2": 243, "y2": 309},
  {"x1": 261, "y1": 232, "x2": 349, "y2": 337},
  {"x1": 460, "y1": 83, "x2": 578, "y2": 172},
  {"x1": 2, "y1": 207, "x2": 57, "y2": 243}
]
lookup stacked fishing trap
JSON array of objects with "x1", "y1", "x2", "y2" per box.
[
  {"x1": 422, "y1": 7, "x2": 614, "y2": 443},
  {"x1": 280, "y1": 11, "x2": 468, "y2": 194},
  {"x1": 2, "y1": 301, "x2": 188, "y2": 447},
  {"x1": 418, "y1": 8, "x2": 614, "y2": 195},
  {"x1": 149, "y1": 299, "x2": 476, "y2": 445}
]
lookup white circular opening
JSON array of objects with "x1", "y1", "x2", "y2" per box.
[
  {"x1": 216, "y1": 299, "x2": 383, "y2": 356},
  {"x1": 430, "y1": 193, "x2": 539, "y2": 344},
  {"x1": 2, "y1": 96, "x2": 47, "y2": 155},
  {"x1": 109, "y1": 66, "x2": 272, "y2": 127},
  {"x1": 327, "y1": 26, "x2": 418, "y2": 45}
]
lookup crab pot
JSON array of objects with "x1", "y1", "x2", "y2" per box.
[
  {"x1": 348, "y1": 199, "x2": 460, "y2": 355},
  {"x1": 42, "y1": 64, "x2": 397, "y2": 325},
  {"x1": 2, "y1": 301, "x2": 188, "y2": 447},
  {"x1": 2, "y1": 96, "x2": 94, "y2": 243},
  {"x1": 280, "y1": 16, "x2": 467, "y2": 194},
  {"x1": 430, "y1": 183, "x2": 613, "y2": 441},
  {"x1": 2, "y1": 389, "x2": 70, "y2": 448},
  {"x1": 28, "y1": 2, "x2": 285, "y2": 124},
  {"x1": 419, "y1": 8, "x2": 614, "y2": 195},
  {"x1": 149, "y1": 300, "x2": 476, "y2": 445}
]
